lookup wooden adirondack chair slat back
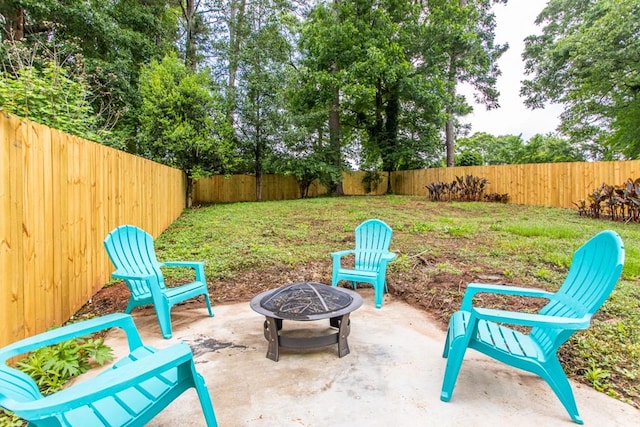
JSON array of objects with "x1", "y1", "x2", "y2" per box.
[
  {"x1": 354, "y1": 220, "x2": 393, "y2": 271},
  {"x1": 104, "y1": 225, "x2": 166, "y2": 298},
  {"x1": 531, "y1": 230, "x2": 624, "y2": 354}
]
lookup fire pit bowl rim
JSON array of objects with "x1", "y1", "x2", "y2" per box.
[{"x1": 249, "y1": 282, "x2": 363, "y2": 321}]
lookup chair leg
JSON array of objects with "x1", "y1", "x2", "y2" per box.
[
  {"x1": 331, "y1": 271, "x2": 339, "y2": 287},
  {"x1": 440, "y1": 337, "x2": 469, "y2": 402},
  {"x1": 203, "y1": 292, "x2": 214, "y2": 317},
  {"x1": 192, "y1": 368, "x2": 219, "y2": 427},
  {"x1": 374, "y1": 279, "x2": 384, "y2": 309},
  {"x1": 125, "y1": 299, "x2": 137, "y2": 314},
  {"x1": 442, "y1": 328, "x2": 452, "y2": 358},
  {"x1": 155, "y1": 300, "x2": 173, "y2": 339},
  {"x1": 541, "y1": 359, "x2": 584, "y2": 424},
  {"x1": 440, "y1": 314, "x2": 476, "y2": 402}
]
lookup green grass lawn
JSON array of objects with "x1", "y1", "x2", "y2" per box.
[{"x1": 155, "y1": 195, "x2": 640, "y2": 407}]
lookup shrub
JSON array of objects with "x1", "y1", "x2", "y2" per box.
[
  {"x1": 0, "y1": 336, "x2": 113, "y2": 425},
  {"x1": 575, "y1": 178, "x2": 640, "y2": 222},
  {"x1": 426, "y1": 175, "x2": 507, "y2": 203}
]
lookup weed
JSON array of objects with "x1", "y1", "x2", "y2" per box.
[
  {"x1": 444, "y1": 223, "x2": 476, "y2": 237},
  {"x1": 534, "y1": 268, "x2": 553, "y2": 281},
  {"x1": 585, "y1": 363, "x2": 611, "y2": 392},
  {"x1": 435, "y1": 262, "x2": 463, "y2": 275},
  {"x1": 411, "y1": 221, "x2": 435, "y2": 233}
]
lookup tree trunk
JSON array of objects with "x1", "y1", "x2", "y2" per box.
[
  {"x1": 445, "y1": 112, "x2": 455, "y2": 167},
  {"x1": 329, "y1": 80, "x2": 344, "y2": 196},
  {"x1": 5, "y1": 7, "x2": 24, "y2": 41},
  {"x1": 445, "y1": 0, "x2": 468, "y2": 167},
  {"x1": 383, "y1": 86, "x2": 399, "y2": 194},
  {"x1": 255, "y1": 100, "x2": 263, "y2": 202},
  {"x1": 182, "y1": 0, "x2": 197, "y2": 70},
  {"x1": 186, "y1": 175, "x2": 193, "y2": 208},
  {"x1": 227, "y1": 0, "x2": 247, "y2": 126}
]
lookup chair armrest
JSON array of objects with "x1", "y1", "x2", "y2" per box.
[
  {"x1": 461, "y1": 282, "x2": 554, "y2": 311},
  {"x1": 0, "y1": 314, "x2": 143, "y2": 363},
  {"x1": 8, "y1": 343, "x2": 194, "y2": 418},
  {"x1": 380, "y1": 252, "x2": 397, "y2": 262},
  {"x1": 472, "y1": 307, "x2": 591, "y2": 330},
  {"x1": 111, "y1": 270, "x2": 156, "y2": 281},
  {"x1": 161, "y1": 261, "x2": 206, "y2": 282},
  {"x1": 331, "y1": 250, "x2": 355, "y2": 260}
]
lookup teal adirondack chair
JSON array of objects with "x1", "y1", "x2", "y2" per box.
[
  {"x1": 0, "y1": 313, "x2": 218, "y2": 426},
  {"x1": 440, "y1": 230, "x2": 625, "y2": 424},
  {"x1": 104, "y1": 225, "x2": 213, "y2": 339},
  {"x1": 331, "y1": 219, "x2": 396, "y2": 308}
]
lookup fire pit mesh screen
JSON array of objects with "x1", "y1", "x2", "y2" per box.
[{"x1": 260, "y1": 282, "x2": 353, "y2": 318}]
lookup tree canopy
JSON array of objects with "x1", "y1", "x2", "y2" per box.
[
  {"x1": 2, "y1": 0, "x2": 638, "y2": 201},
  {"x1": 522, "y1": 0, "x2": 640, "y2": 160},
  {"x1": 139, "y1": 53, "x2": 235, "y2": 206}
]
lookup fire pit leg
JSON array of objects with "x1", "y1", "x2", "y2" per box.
[
  {"x1": 332, "y1": 314, "x2": 352, "y2": 358},
  {"x1": 263, "y1": 317, "x2": 280, "y2": 361}
]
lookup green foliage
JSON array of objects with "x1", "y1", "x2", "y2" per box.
[
  {"x1": 232, "y1": 2, "x2": 295, "y2": 192},
  {"x1": 456, "y1": 132, "x2": 585, "y2": 165},
  {"x1": 455, "y1": 151, "x2": 483, "y2": 166},
  {"x1": 361, "y1": 170, "x2": 383, "y2": 194},
  {"x1": 522, "y1": 0, "x2": 640, "y2": 159},
  {"x1": 0, "y1": 335, "x2": 113, "y2": 425},
  {"x1": 297, "y1": 0, "x2": 445, "y2": 175},
  {"x1": 139, "y1": 53, "x2": 235, "y2": 180},
  {"x1": 0, "y1": 1, "x2": 179, "y2": 152},
  {"x1": 0, "y1": 409, "x2": 23, "y2": 427},
  {"x1": 0, "y1": 61, "x2": 108, "y2": 144},
  {"x1": 275, "y1": 153, "x2": 336, "y2": 198},
  {"x1": 15, "y1": 337, "x2": 113, "y2": 396}
]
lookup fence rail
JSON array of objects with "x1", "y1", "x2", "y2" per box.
[{"x1": 1, "y1": 113, "x2": 186, "y2": 347}]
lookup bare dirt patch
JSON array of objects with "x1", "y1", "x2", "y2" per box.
[{"x1": 74, "y1": 258, "x2": 535, "y2": 332}]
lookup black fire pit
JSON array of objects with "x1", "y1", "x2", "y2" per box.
[{"x1": 250, "y1": 282, "x2": 363, "y2": 361}]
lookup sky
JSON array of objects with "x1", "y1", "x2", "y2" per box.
[{"x1": 459, "y1": 0, "x2": 564, "y2": 140}]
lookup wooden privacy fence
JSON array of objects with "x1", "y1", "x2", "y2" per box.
[
  {"x1": 0, "y1": 112, "x2": 186, "y2": 347},
  {"x1": 193, "y1": 170, "x2": 387, "y2": 203},
  {"x1": 392, "y1": 162, "x2": 640, "y2": 208},
  {"x1": 4, "y1": 111, "x2": 640, "y2": 347},
  {"x1": 195, "y1": 162, "x2": 640, "y2": 209}
]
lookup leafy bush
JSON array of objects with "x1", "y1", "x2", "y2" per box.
[
  {"x1": 0, "y1": 336, "x2": 113, "y2": 425},
  {"x1": 15, "y1": 337, "x2": 113, "y2": 396},
  {"x1": 574, "y1": 178, "x2": 640, "y2": 222},
  {"x1": 426, "y1": 175, "x2": 506, "y2": 203},
  {"x1": 361, "y1": 171, "x2": 383, "y2": 193}
]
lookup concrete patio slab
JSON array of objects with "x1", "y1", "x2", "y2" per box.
[{"x1": 103, "y1": 288, "x2": 640, "y2": 426}]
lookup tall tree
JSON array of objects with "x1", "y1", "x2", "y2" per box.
[
  {"x1": 139, "y1": 53, "x2": 235, "y2": 206},
  {"x1": 427, "y1": 0, "x2": 507, "y2": 167},
  {"x1": 522, "y1": 0, "x2": 640, "y2": 159},
  {"x1": 299, "y1": 0, "x2": 446, "y2": 192},
  {"x1": 233, "y1": 0, "x2": 294, "y2": 200}
]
